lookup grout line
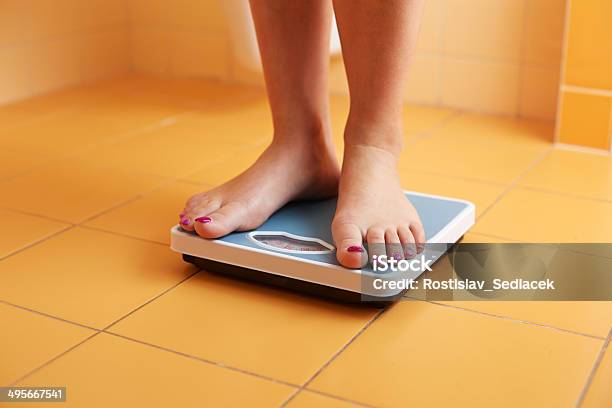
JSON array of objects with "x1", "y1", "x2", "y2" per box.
[
  {"x1": 102, "y1": 331, "x2": 301, "y2": 389},
  {"x1": 101, "y1": 269, "x2": 200, "y2": 332},
  {"x1": 0, "y1": 206, "x2": 75, "y2": 225},
  {"x1": 462, "y1": 231, "x2": 521, "y2": 242},
  {"x1": 398, "y1": 166, "x2": 511, "y2": 188},
  {"x1": 476, "y1": 146, "x2": 554, "y2": 221},
  {"x1": 554, "y1": 142, "x2": 611, "y2": 156},
  {"x1": 575, "y1": 327, "x2": 611, "y2": 407},
  {"x1": 79, "y1": 224, "x2": 169, "y2": 247},
  {"x1": 0, "y1": 299, "x2": 100, "y2": 333},
  {"x1": 6, "y1": 269, "x2": 201, "y2": 386},
  {"x1": 0, "y1": 225, "x2": 75, "y2": 262},
  {"x1": 2, "y1": 292, "x2": 379, "y2": 407},
  {"x1": 402, "y1": 296, "x2": 606, "y2": 341},
  {"x1": 554, "y1": 0, "x2": 572, "y2": 144},
  {"x1": 562, "y1": 85, "x2": 612, "y2": 98},
  {"x1": 515, "y1": 0, "x2": 530, "y2": 118},
  {"x1": 9, "y1": 332, "x2": 102, "y2": 387},
  {"x1": 408, "y1": 110, "x2": 463, "y2": 140},
  {"x1": 608, "y1": 99, "x2": 612, "y2": 154},
  {"x1": 297, "y1": 389, "x2": 378, "y2": 408},
  {"x1": 278, "y1": 309, "x2": 387, "y2": 408},
  {"x1": 518, "y1": 185, "x2": 612, "y2": 206}
]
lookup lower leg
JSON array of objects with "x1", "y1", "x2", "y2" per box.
[
  {"x1": 180, "y1": 0, "x2": 340, "y2": 237},
  {"x1": 332, "y1": 0, "x2": 426, "y2": 267}
]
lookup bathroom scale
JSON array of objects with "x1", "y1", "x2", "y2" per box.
[{"x1": 171, "y1": 191, "x2": 475, "y2": 306}]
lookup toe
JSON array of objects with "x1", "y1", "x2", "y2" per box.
[
  {"x1": 332, "y1": 220, "x2": 367, "y2": 269},
  {"x1": 398, "y1": 225, "x2": 416, "y2": 258},
  {"x1": 410, "y1": 221, "x2": 426, "y2": 253},
  {"x1": 181, "y1": 200, "x2": 221, "y2": 232},
  {"x1": 193, "y1": 202, "x2": 245, "y2": 239},
  {"x1": 366, "y1": 227, "x2": 386, "y2": 264},
  {"x1": 384, "y1": 228, "x2": 403, "y2": 260},
  {"x1": 179, "y1": 212, "x2": 195, "y2": 231}
]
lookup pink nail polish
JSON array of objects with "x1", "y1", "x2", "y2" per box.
[
  {"x1": 195, "y1": 216, "x2": 212, "y2": 224},
  {"x1": 347, "y1": 245, "x2": 364, "y2": 253},
  {"x1": 179, "y1": 212, "x2": 186, "y2": 218},
  {"x1": 181, "y1": 218, "x2": 191, "y2": 226}
]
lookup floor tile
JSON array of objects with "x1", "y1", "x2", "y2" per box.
[
  {"x1": 75, "y1": 118, "x2": 260, "y2": 178},
  {"x1": 0, "y1": 159, "x2": 163, "y2": 223},
  {"x1": 398, "y1": 171, "x2": 505, "y2": 217},
  {"x1": 473, "y1": 188, "x2": 612, "y2": 242},
  {"x1": 402, "y1": 105, "x2": 457, "y2": 135},
  {"x1": 85, "y1": 182, "x2": 203, "y2": 245},
  {"x1": 0, "y1": 228, "x2": 196, "y2": 328},
  {"x1": 287, "y1": 391, "x2": 361, "y2": 408},
  {"x1": 110, "y1": 271, "x2": 378, "y2": 384},
  {"x1": 181, "y1": 144, "x2": 267, "y2": 186},
  {"x1": 461, "y1": 232, "x2": 514, "y2": 243},
  {"x1": 0, "y1": 303, "x2": 93, "y2": 385},
  {"x1": 309, "y1": 300, "x2": 602, "y2": 407},
  {"x1": 399, "y1": 114, "x2": 552, "y2": 184},
  {"x1": 582, "y1": 337, "x2": 612, "y2": 408},
  {"x1": 0, "y1": 106, "x2": 180, "y2": 158},
  {"x1": 0, "y1": 149, "x2": 55, "y2": 181},
  {"x1": 17, "y1": 333, "x2": 294, "y2": 407},
  {"x1": 0, "y1": 209, "x2": 69, "y2": 258},
  {"x1": 520, "y1": 149, "x2": 612, "y2": 201},
  {"x1": 437, "y1": 301, "x2": 612, "y2": 338}
]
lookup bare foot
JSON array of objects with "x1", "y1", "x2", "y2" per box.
[
  {"x1": 180, "y1": 137, "x2": 339, "y2": 238},
  {"x1": 332, "y1": 142, "x2": 425, "y2": 268}
]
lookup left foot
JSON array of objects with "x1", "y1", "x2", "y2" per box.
[{"x1": 332, "y1": 141, "x2": 425, "y2": 268}]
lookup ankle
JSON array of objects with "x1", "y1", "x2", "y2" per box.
[{"x1": 343, "y1": 116, "x2": 403, "y2": 157}]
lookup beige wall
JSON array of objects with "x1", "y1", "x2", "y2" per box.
[
  {"x1": 0, "y1": 0, "x2": 130, "y2": 105},
  {"x1": 330, "y1": 0, "x2": 566, "y2": 119},
  {"x1": 127, "y1": 0, "x2": 567, "y2": 120},
  {"x1": 1, "y1": 0, "x2": 566, "y2": 121}
]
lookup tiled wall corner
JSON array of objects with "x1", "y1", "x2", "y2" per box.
[
  {"x1": 127, "y1": 0, "x2": 231, "y2": 80},
  {"x1": 407, "y1": 0, "x2": 565, "y2": 119},
  {"x1": 558, "y1": 92, "x2": 612, "y2": 150},
  {"x1": 0, "y1": 0, "x2": 130, "y2": 105},
  {"x1": 556, "y1": 0, "x2": 612, "y2": 151}
]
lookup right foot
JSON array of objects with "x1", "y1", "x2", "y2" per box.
[{"x1": 180, "y1": 137, "x2": 340, "y2": 238}]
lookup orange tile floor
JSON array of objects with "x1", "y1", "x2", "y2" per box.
[{"x1": 1, "y1": 76, "x2": 611, "y2": 407}]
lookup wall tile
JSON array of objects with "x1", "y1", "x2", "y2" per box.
[
  {"x1": 523, "y1": 0, "x2": 566, "y2": 67},
  {"x1": 416, "y1": 0, "x2": 443, "y2": 53},
  {"x1": 0, "y1": 46, "x2": 32, "y2": 104},
  {"x1": 0, "y1": 0, "x2": 28, "y2": 47},
  {"x1": 171, "y1": 30, "x2": 228, "y2": 79},
  {"x1": 127, "y1": 0, "x2": 168, "y2": 26},
  {"x1": 404, "y1": 54, "x2": 440, "y2": 105},
  {"x1": 558, "y1": 91, "x2": 611, "y2": 150},
  {"x1": 130, "y1": 28, "x2": 170, "y2": 75},
  {"x1": 28, "y1": 37, "x2": 83, "y2": 95},
  {"x1": 81, "y1": 29, "x2": 130, "y2": 83},
  {"x1": 441, "y1": 57, "x2": 520, "y2": 115},
  {"x1": 442, "y1": 0, "x2": 525, "y2": 61},
  {"x1": 519, "y1": 65, "x2": 561, "y2": 120},
  {"x1": 169, "y1": 0, "x2": 226, "y2": 32},
  {"x1": 328, "y1": 57, "x2": 349, "y2": 95},
  {"x1": 564, "y1": 0, "x2": 612, "y2": 89}
]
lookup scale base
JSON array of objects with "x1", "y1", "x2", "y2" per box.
[{"x1": 183, "y1": 254, "x2": 403, "y2": 308}]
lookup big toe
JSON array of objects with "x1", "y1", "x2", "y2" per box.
[
  {"x1": 332, "y1": 219, "x2": 367, "y2": 269},
  {"x1": 193, "y1": 202, "x2": 245, "y2": 239}
]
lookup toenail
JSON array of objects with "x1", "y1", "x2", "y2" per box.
[
  {"x1": 195, "y1": 216, "x2": 212, "y2": 224},
  {"x1": 347, "y1": 245, "x2": 364, "y2": 253},
  {"x1": 181, "y1": 218, "x2": 191, "y2": 226}
]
